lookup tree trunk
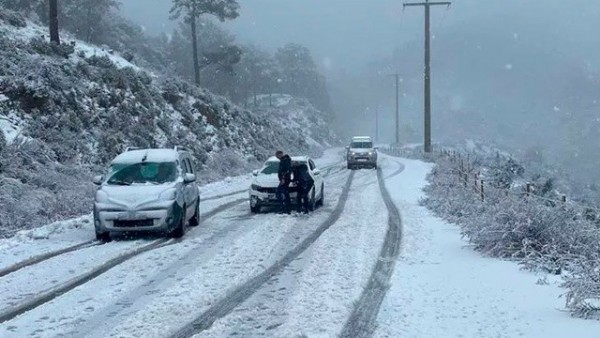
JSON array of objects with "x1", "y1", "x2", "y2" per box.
[
  {"x1": 49, "y1": 0, "x2": 60, "y2": 44},
  {"x1": 190, "y1": 14, "x2": 201, "y2": 86}
]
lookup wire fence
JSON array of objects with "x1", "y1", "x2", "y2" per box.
[{"x1": 381, "y1": 145, "x2": 600, "y2": 221}]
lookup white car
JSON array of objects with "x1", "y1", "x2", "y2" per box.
[
  {"x1": 249, "y1": 156, "x2": 325, "y2": 213},
  {"x1": 346, "y1": 136, "x2": 378, "y2": 169},
  {"x1": 92, "y1": 147, "x2": 200, "y2": 241}
]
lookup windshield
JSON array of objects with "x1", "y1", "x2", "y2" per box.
[
  {"x1": 260, "y1": 161, "x2": 280, "y2": 175},
  {"x1": 351, "y1": 141, "x2": 373, "y2": 149},
  {"x1": 106, "y1": 162, "x2": 178, "y2": 185}
]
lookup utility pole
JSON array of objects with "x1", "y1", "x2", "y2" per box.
[
  {"x1": 404, "y1": 0, "x2": 451, "y2": 153},
  {"x1": 375, "y1": 105, "x2": 379, "y2": 143},
  {"x1": 388, "y1": 73, "x2": 401, "y2": 146}
]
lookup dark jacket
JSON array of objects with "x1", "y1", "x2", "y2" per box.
[
  {"x1": 293, "y1": 163, "x2": 314, "y2": 189},
  {"x1": 278, "y1": 154, "x2": 292, "y2": 184}
]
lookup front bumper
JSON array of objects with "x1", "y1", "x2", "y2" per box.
[
  {"x1": 249, "y1": 188, "x2": 299, "y2": 207},
  {"x1": 94, "y1": 202, "x2": 181, "y2": 233},
  {"x1": 347, "y1": 155, "x2": 377, "y2": 166}
]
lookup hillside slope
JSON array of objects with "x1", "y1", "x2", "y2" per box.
[{"x1": 0, "y1": 15, "x2": 337, "y2": 237}]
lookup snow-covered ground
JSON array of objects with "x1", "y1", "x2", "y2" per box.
[
  {"x1": 374, "y1": 154, "x2": 600, "y2": 338},
  {"x1": 1, "y1": 149, "x2": 598, "y2": 337},
  {"x1": 0, "y1": 19, "x2": 139, "y2": 70}
]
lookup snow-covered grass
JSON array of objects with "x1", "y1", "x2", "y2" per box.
[
  {"x1": 0, "y1": 18, "x2": 139, "y2": 70},
  {"x1": 420, "y1": 149, "x2": 600, "y2": 319},
  {"x1": 375, "y1": 153, "x2": 600, "y2": 337}
]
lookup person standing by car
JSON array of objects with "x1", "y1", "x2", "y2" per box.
[
  {"x1": 293, "y1": 163, "x2": 315, "y2": 214},
  {"x1": 276, "y1": 150, "x2": 292, "y2": 214}
]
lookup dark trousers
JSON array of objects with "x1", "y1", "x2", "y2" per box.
[
  {"x1": 297, "y1": 182, "x2": 314, "y2": 213},
  {"x1": 276, "y1": 184, "x2": 291, "y2": 213}
]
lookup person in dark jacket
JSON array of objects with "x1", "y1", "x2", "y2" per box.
[
  {"x1": 293, "y1": 163, "x2": 315, "y2": 214},
  {"x1": 275, "y1": 150, "x2": 292, "y2": 214}
]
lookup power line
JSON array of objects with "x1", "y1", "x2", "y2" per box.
[{"x1": 403, "y1": 0, "x2": 451, "y2": 153}]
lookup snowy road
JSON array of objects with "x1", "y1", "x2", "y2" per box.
[{"x1": 1, "y1": 150, "x2": 600, "y2": 337}]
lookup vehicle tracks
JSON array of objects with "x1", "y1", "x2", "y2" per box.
[
  {"x1": 0, "y1": 199, "x2": 247, "y2": 325},
  {"x1": 339, "y1": 165, "x2": 403, "y2": 338},
  {"x1": 169, "y1": 170, "x2": 356, "y2": 338},
  {"x1": 0, "y1": 240, "x2": 101, "y2": 279}
]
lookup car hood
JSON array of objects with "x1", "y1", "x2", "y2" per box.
[
  {"x1": 252, "y1": 174, "x2": 280, "y2": 188},
  {"x1": 99, "y1": 183, "x2": 176, "y2": 207}
]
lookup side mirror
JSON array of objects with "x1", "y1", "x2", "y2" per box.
[
  {"x1": 252, "y1": 170, "x2": 259, "y2": 176},
  {"x1": 313, "y1": 169, "x2": 321, "y2": 176},
  {"x1": 345, "y1": 146, "x2": 349, "y2": 150},
  {"x1": 92, "y1": 175, "x2": 104, "y2": 186},
  {"x1": 374, "y1": 146, "x2": 379, "y2": 150},
  {"x1": 184, "y1": 173, "x2": 196, "y2": 183}
]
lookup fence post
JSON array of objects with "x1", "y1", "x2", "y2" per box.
[
  {"x1": 474, "y1": 173, "x2": 479, "y2": 192},
  {"x1": 562, "y1": 195, "x2": 567, "y2": 203},
  {"x1": 526, "y1": 183, "x2": 531, "y2": 197}
]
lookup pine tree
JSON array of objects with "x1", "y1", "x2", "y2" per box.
[{"x1": 170, "y1": 0, "x2": 240, "y2": 86}]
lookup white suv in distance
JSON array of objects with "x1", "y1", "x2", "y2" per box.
[
  {"x1": 249, "y1": 156, "x2": 324, "y2": 213},
  {"x1": 346, "y1": 136, "x2": 378, "y2": 169},
  {"x1": 92, "y1": 147, "x2": 200, "y2": 241}
]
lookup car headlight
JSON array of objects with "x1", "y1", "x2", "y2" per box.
[
  {"x1": 350, "y1": 152, "x2": 356, "y2": 156},
  {"x1": 159, "y1": 188, "x2": 177, "y2": 201},
  {"x1": 95, "y1": 190, "x2": 109, "y2": 203},
  {"x1": 251, "y1": 184, "x2": 261, "y2": 191}
]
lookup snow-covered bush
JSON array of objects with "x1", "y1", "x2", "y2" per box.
[
  {"x1": 0, "y1": 20, "x2": 338, "y2": 237},
  {"x1": 422, "y1": 149, "x2": 600, "y2": 318}
]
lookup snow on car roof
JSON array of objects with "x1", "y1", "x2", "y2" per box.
[
  {"x1": 352, "y1": 136, "x2": 372, "y2": 140},
  {"x1": 111, "y1": 149, "x2": 180, "y2": 164},
  {"x1": 265, "y1": 155, "x2": 309, "y2": 162}
]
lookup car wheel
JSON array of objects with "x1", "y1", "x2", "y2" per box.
[
  {"x1": 170, "y1": 206, "x2": 186, "y2": 238},
  {"x1": 189, "y1": 200, "x2": 200, "y2": 226},
  {"x1": 250, "y1": 204, "x2": 261, "y2": 214},
  {"x1": 95, "y1": 231, "x2": 111, "y2": 242},
  {"x1": 347, "y1": 163, "x2": 352, "y2": 170},
  {"x1": 317, "y1": 184, "x2": 324, "y2": 207},
  {"x1": 308, "y1": 189, "x2": 316, "y2": 211}
]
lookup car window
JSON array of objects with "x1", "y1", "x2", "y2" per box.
[
  {"x1": 186, "y1": 159, "x2": 195, "y2": 174},
  {"x1": 309, "y1": 160, "x2": 316, "y2": 171},
  {"x1": 182, "y1": 158, "x2": 192, "y2": 174},
  {"x1": 351, "y1": 141, "x2": 373, "y2": 148},
  {"x1": 260, "y1": 161, "x2": 279, "y2": 174},
  {"x1": 107, "y1": 162, "x2": 178, "y2": 185}
]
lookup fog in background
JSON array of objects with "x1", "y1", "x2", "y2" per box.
[{"x1": 121, "y1": 0, "x2": 600, "y2": 182}]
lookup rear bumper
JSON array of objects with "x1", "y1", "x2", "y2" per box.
[{"x1": 347, "y1": 157, "x2": 377, "y2": 166}]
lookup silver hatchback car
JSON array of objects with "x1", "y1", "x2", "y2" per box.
[{"x1": 92, "y1": 147, "x2": 200, "y2": 241}]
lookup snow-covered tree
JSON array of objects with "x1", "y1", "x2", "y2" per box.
[{"x1": 169, "y1": 0, "x2": 240, "y2": 86}]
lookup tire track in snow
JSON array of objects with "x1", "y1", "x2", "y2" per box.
[
  {"x1": 339, "y1": 162, "x2": 403, "y2": 338},
  {"x1": 169, "y1": 170, "x2": 356, "y2": 338},
  {"x1": 0, "y1": 238, "x2": 174, "y2": 324},
  {"x1": 0, "y1": 240, "x2": 101, "y2": 279},
  {"x1": 0, "y1": 199, "x2": 247, "y2": 324}
]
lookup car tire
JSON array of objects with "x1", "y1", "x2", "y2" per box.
[
  {"x1": 308, "y1": 189, "x2": 316, "y2": 211},
  {"x1": 250, "y1": 204, "x2": 261, "y2": 214},
  {"x1": 317, "y1": 184, "x2": 324, "y2": 207},
  {"x1": 95, "y1": 231, "x2": 111, "y2": 242},
  {"x1": 347, "y1": 163, "x2": 352, "y2": 170},
  {"x1": 189, "y1": 200, "x2": 200, "y2": 227},
  {"x1": 170, "y1": 206, "x2": 186, "y2": 238}
]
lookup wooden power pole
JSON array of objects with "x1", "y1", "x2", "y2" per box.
[
  {"x1": 388, "y1": 73, "x2": 401, "y2": 145},
  {"x1": 404, "y1": 0, "x2": 451, "y2": 153}
]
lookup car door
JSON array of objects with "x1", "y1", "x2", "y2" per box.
[{"x1": 181, "y1": 157, "x2": 196, "y2": 218}]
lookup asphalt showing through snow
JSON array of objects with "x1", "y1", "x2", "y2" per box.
[
  {"x1": 340, "y1": 159, "x2": 404, "y2": 338},
  {"x1": 169, "y1": 170, "x2": 356, "y2": 338}
]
